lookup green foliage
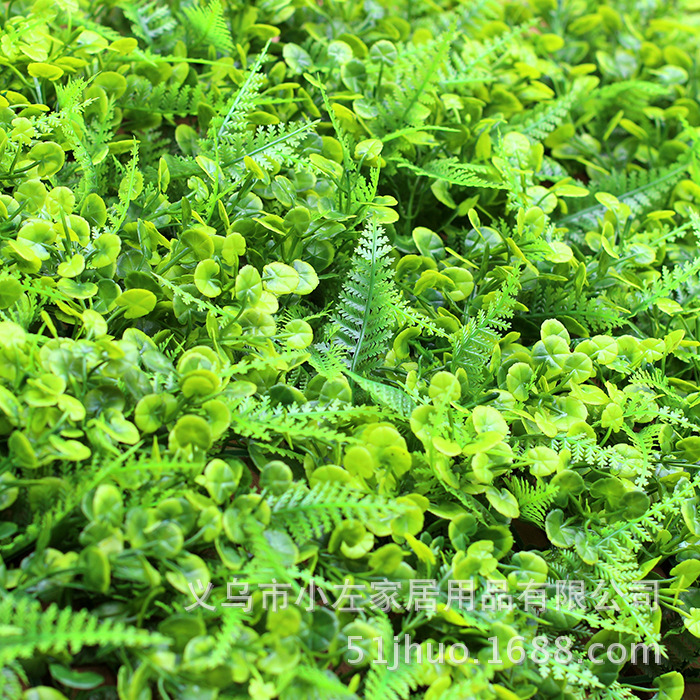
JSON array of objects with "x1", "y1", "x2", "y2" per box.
[
  {"x1": 1, "y1": 0, "x2": 700, "y2": 698},
  {"x1": 268, "y1": 481, "x2": 404, "y2": 542},
  {"x1": 329, "y1": 219, "x2": 403, "y2": 373}
]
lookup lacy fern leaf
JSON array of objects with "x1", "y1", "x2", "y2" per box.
[
  {"x1": 395, "y1": 157, "x2": 504, "y2": 189},
  {"x1": 346, "y1": 370, "x2": 419, "y2": 419},
  {"x1": 507, "y1": 476, "x2": 559, "y2": 527},
  {"x1": 182, "y1": 0, "x2": 233, "y2": 54},
  {"x1": 628, "y1": 255, "x2": 700, "y2": 316},
  {"x1": 331, "y1": 219, "x2": 402, "y2": 373},
  {"x1": 121, "y1": 0, "x2": 177, "y2": 46},
  {"x1": 0, "y1": 594, "x2": 169, "y2": 667},
  {"x1": 559, "y1": 160, "x2": 694, "y2": 231},
  {"x1": 510, "y1": 87, "x2": 580, "y2": 141},
  {"x1": 363, "y1": 636, "x2": 424, "y2": 700},
  {"x1": 450, "y1": 268, "x2": 520, "y2": 394},
  {"x1": 268, "y1": 481, "x2": 403, "y2": 542}
]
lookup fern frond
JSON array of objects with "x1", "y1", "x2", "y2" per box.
[
  {"x1": 0, "y1": 594, "x2": 169, "y2": 667},
  {"x1": 331, "y1": 219, "x2": 401, "y2": 373},
  {"x1": 506, "y1": 476, "x2": 558, "y2": 527},
  {"x1": 492, "y1": 133, "x2": 530, "y2": 211},
  {"x1": 268, "y1": 481, "x2": 403, "y2": 542},
  {"x1": 228, "y1": 396, "x2": 388, "y2": 450},
  {"x1": 121, "y1": 0, "x2": 177, "y2": 46},
  {"x1": 530, "y1": 286, "x2": 627, "y2": 333},
  {"x1": 443, "y1": 20, "x2": 536, "y2": 86},
  {"x1": 395, "y1": 157, "x2": 504, "y2": 189},
  {"x1": 450, "y1": 268, "x2": 520, "y2": 393},
  {"x1": 558, "y1": 161, "x2": 692, "y2": 230},
  {"x1": 367, "y1": 32, "x2": 453, "y2": 138},
  {"x1": 582, "y1": 79, "x2": 670, "y2": 121},
  {"x1": 629, "y1": 367, "x2": 689, "y2": 410},
  {"x1": 437, "y1": 675, "x2": 497, "y2": 700},
  {"x1": 163, "y1": 119, "x2": 317, "y2": 182},
  {"x1": 552, "y1": 435, "x2": 628, "y2": 473},
  {"x1": 214, "y1": 41, "x2": 269, "y2": 139},
  {"x1": 451, "y1": 0, "x2": 500, "y2": 31},
  {"x1": 534, "y1": 646, "x2": 604, "y2": 691},
  {"x1": 306, "y1": 341, "x2": 347, "y2": 380},
  {"x1": 219, "y1": 120, "x2": 317, "y2": 172},
  {"x1": 108, "y1": 140, "x2": 141, "y2": 233},
  {"x1": 389, "y1": 33, "x2": 452, "y2": 131},
  {"x1": 628, "y1": 255, "x2": 700, "y2": 316},
  {"x1": 587, "y1": 682, "x2": 642, "y2": 700},
  {"x1": 363, "y1": 637, "x2": 424, "y2": 700},
  {"x1": 54, "y1": 79, "x2": 99, "y2": 199},
  {"x1": 510, "y1": 88, "x2": 580, "y2": 141},
  {"x1": 346, "y1": 371, "x2": 419, "y2": 419},
  {"x1": 119, "y1": 79, "x2": 208, "y2": 118},
  {"x1": 291, "y1": 665, "x2": 358, "y2": 698},
  {"x1": 537, "y1": 155, "x2": 570, "y2": 182},
  {"x1": 182, "y1": 0, "x2": 233, "y2": 54},
  {"x1": 0, "y1": 662, "x2": 26, "y2": 698},
  {"x1": 196, "y1": 607, "x2": 248, "y2": 671}
]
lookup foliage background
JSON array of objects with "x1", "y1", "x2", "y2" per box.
[{"x1": 1, "y1": 0, "x2": 700, "y2": 698}]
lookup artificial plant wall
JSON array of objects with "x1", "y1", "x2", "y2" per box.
[{"x1": 1, "y1": 0, "x2": 700, "y2": 699}]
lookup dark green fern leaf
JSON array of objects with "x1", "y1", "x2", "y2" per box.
[
  {"x1": 509, "y1": 87, "x2": 580, "y2": 141},
  {"x1": 346, "y1": 370, "x2": 419, "y2": 419},
  {"x1": 450, "y1": 268, "x2": 520, "y2": 394},
  {"x1": 558, "y1": 160, "x2": 694, "y2": 231}
]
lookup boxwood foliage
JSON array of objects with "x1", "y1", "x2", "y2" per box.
[{"x1": 1, "y1": 0, "x2": 700, "y2": 698}]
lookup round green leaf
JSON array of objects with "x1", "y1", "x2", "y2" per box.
[
  {"x1": 369, "y1": 40, "x2": 397, "y2": 66},
  {"x1": 134, "y1": 393, "x2": 178, "y2": 433},
  {"x1": 284, "y1": 319, "x2": 313, "y2": 349},
  {"x1": 181, "y1": 369, "x2": 221, "y2": 398},
  {"x1": 525, "y1": 445, "x2": 560, "y2": 477},
  {"x1": 653, "y1": 672, "x2": 684, "y2": 700},
  {"x1": 91, "y1": 233, "x2": 121, "y2": 268},
  {"x1": 532, "y1": 335, "x2": 570, "y2": 377},
  {"x1": 292, "y1": 259, "x2": 319, "y2": 294},
  {"x1": 194, "y1": 259, "x2": 221, "y2": 297},
  {"x1": 172, "y1": 415, "x2": 213, "y2": 451},
  {"x1": 283, "y1": 43, "x2": 313, "y2": 73},
  {"x1": 57, "y1": 253, "x2": 85, "y2": 278},
  {"x1": 199, "y1": 458, "x2": 243, "y2": 503},
  {"x1": 412, "y1": 226, "x2": 444, "y2": 259},
  {"x1": 0, "y1": 278, "x2": 23, "y2": 309},
  {"x1": 429, "y1": 371, "x2": 461, "y2": 402},
  {"x1": 262, "y1": 262, "x2": 300, "y2": 295},
  {"x1": 80, "y1": 193, "x2": 108, "y2": 228},
  {"x1": 472, "y1": 406, "x2": 508, "y2": 436},
  {"x1": 94, "y1": 71, "x2": 127, "y2": 98},
  {"x1": 235, "y1": 265, "x2": 263, "y2": 304},
  {"x1": 284, "y1": 206, "x2": 310, "y2": 234},
  {"x1": 354, "y1": 139, "x2": 383, "y2": 166},
  {"x1": 28, "y1": 62, "x2": 64, "y2": 80},
  {"x1": 56, "y1": 278, "x2": 98, "y2": 299},
  {"x1": 545, "y1": 509, "x2": 577, "y2": 547},
  {"x1": 116, "y1": 288, "x2": 157, "y2": 319},
  {"x1": 485, "y1": 487, "x2": 519, "y2": 519},
  {"x1": 683, "y1": 608, "x2": 700, "y2": 638},
  {"x1": 28, "y1": 141, "x2": 65, "y2": 177}
]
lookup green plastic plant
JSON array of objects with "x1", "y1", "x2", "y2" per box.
[{"x1": 1, "y1": 0, "x2": 700, "y2": 698}]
